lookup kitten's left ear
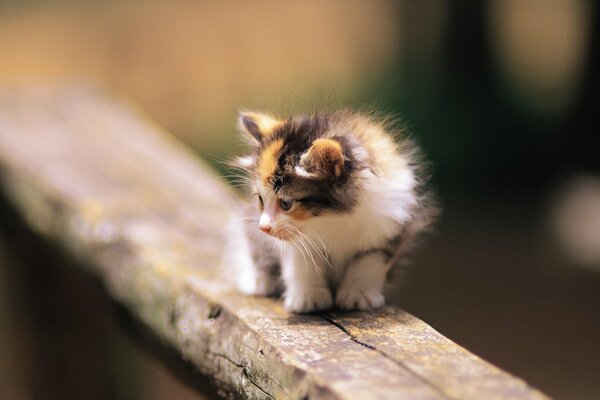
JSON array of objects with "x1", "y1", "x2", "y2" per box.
[
  {"x1": 298, "y1": 138, "x2": 345, "y2": 180},
  {"x1": 238, "y1": 111, "x2": 281, "y2": 146}
]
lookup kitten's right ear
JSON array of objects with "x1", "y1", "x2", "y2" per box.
[
  {"x1": 297, "y1": 138, "x2": 345, "y2": 180},
  {"x1": 238, "y1": 111, "x2": 281, "y2": 146}
]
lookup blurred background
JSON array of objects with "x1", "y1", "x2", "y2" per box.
[{"x1": 1, "y1": 1, "x2": 599, "y2": 399}]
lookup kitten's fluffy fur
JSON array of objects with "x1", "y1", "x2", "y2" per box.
[{"x1": 226, "y1": 110, "x2": 436, "y2": 313}]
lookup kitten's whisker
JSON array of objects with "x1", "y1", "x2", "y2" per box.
[
  {"x1": 223, "y1": 174, "x2": 251, "y2": 181},
  {"x1": 294, "y1": 229, "x2": 317, "y2": 257},
  {"x1": 289, "y1": 237, "x2": 308, "y2": 272},
  {"x1": 303, "y1": 233, "x2": 332, "y2": 270},
  {"x1": 265, "y1": 190, "x2": 276, "y2": 208},
  {"x1": 301, "y1": 226, "x2": 328, "y2": 250},
  {"x1": 227, "y1": 182, "x2": 251, "y2": 188},
  {"x1": 224, "y1": 166, "x2": 251, "y2": 174},
  {"x1": 295, "y1": 235, "x2": 316, "y2": 268},
  {"x1": 289, "y1": 226, "x2": 329, "y2": 271},
  {"x1": 302, "y1": 237, "x2": 319, "y2": 272},
  {"x1": 306, "y1": 239, "x2": 328, "y2": 272},
  {"x1": 299, "y1": 227, "x2": 334, "y2": 270},
  {"x1": 224, "y1": 179, "x2": 252, "y2": 186},
  {"x1": 228, "y1": 181, "x2": 251, "y2": 188},
  {"x1": 290, "y1": 238, "x2": 308, "y2": 265},
  {"x1": 229, "y1": 184, "x2": 254, "y2": 190},
  {"x1": 283, "y1": 227, "x2": 317, "y2": 271},
  {"x1": 230, "y1": 217, "x2": 259, "y2": 223},
  {"x1": 226, "y1": 178, "x2": 252, "y2": 184},
  {"x1": 288, "y1": 227, "x2": 320, "y2": 272}
]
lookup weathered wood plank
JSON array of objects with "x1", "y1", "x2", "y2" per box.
[{"x1": 0, "y1": 86, "x2": 549, "y2": 400}]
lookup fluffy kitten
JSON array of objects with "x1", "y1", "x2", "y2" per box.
[{"x1": 226, "y1": 110, "x2": 436, "y2": 313}]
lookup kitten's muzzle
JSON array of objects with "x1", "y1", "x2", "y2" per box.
[
  {"x1": 259, "y1": 214, "x2": 273, "y2": 234},
  {"x1": 259, "y1": 224, "x2": 294, "y2": 241}
]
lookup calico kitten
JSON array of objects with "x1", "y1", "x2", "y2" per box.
[{"x1": 226, "y1": 110, "x2": 436, "y2": 313}]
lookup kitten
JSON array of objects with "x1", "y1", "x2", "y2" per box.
[{"x1": 226, "y1": 109, "x2": 436, "y2": 313}]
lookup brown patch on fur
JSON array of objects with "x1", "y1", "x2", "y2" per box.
[
  {"x1": 257, "y1": 139, "x2": 284, "y2": 183},
  {"x1": 288, "y1": 204, "x2": 313, "y2": 220},
  {"x1": 302, "y1": 138, "x2": 344, "y2": 178}
]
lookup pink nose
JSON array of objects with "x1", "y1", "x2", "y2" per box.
[{"x1": 260, "y1": 225, "x2": 272, "y2": 234}]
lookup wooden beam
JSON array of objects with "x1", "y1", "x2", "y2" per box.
[{"x1": 0, "y1": 86, "x2": 549, "y2": 400}]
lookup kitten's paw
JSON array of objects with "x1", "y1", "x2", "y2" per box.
[
  {"x1": 335, "y1": 288, "x2": 385, "y2": 310},
  {"x1": 284, "y1": 288, "x2": 333, "y2": 313},
  {"x1": 238, "y1": 273, "x2": 278, "y2": 296}
]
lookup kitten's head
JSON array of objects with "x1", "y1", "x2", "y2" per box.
[{"x1": 233, "y1": 111, "x2": 363, "y2": 240}]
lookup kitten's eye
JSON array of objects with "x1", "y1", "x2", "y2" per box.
[
  {"x1": 258, "y1": 194, "x2": 264, "y2": 209},
  {"x1": 279, "y1": 198, "x2": 294, "y2": 211}
]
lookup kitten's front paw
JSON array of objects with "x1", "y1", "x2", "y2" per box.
[
  {"x1": 335, "y1": 288, "x2": 385, "y2": 310},
  {"x1": 284, "y1": 288, "x2": 333, "y2": 313}
]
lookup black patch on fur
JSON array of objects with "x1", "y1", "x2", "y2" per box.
[
  {"x1": 256, "y1": 112, "x2": 364, "y2": 214},
  {"x1": 274, "y1": 115, "x2": 330, "y2": 160},
  {"x1": 273, "y1": 175, "x2": 283, "y2": 192}
]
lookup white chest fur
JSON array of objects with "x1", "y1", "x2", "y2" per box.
[{"x1": 299, "y1": 163, "x2": 417, "y2": 273}]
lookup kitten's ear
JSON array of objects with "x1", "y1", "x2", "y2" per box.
[
  {"x1": 298, "y1": 138, "x2": 345, "y2": 179},
  {"x1": 238, "y1": 111, "x2": 281, "y2": 146}
]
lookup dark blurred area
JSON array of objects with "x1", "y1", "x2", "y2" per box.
[{"x1": 1, "y1": 1, "x2": 599, "y2": 399}]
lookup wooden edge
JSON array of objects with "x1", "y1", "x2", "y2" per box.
[{"x1": 0, "y1": 86, "x2": 550, "y2": 400}]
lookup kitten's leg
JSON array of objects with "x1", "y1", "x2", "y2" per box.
[
  {"x1": 237, "y1": 256, "x2": 279, "y2": 296},
  {"x1": 336, "y1": 252, "x2": 390, "y2": 310},
  {"x1": 227, "y1": 213, "x2": 280, "y2": 296},
  {"x1": 282, "y1": 247, "x2": 332, "y2": 313}
]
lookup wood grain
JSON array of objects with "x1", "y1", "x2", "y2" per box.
[{"x1": 0, "y1": 86, "x2": 550, "y2": 400}]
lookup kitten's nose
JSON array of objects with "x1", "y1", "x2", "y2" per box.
[{"x1": 259, "y1": 213, "x2": 273, "y2": 234}]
